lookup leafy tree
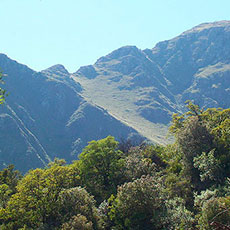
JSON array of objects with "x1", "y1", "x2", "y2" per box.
[
  {"x1": 61, "y1": 214, "x2": 93, "y2": 230},
  {"x1": 165, "y1": 197, "x2": 195, "y2": 229},
  {"x1": 123, "y1": 146, "x2": 156, "y2": 181},
  {"x1": 0, "y1": 163, "x2": 80, "y2": 229},
  {"x1": 171, "y1": 114, "x2": 213, "y2": 190},
  {"x1": 0, "y1": 165, "x2": 22, "y2": 210},
  {"x1": 163, "y1": 172, "x2": 193, "y2": 207},
  {"x1": 78, "y1": 136, "x2": 125, "y2": 203},
  {"x1": 118, "y1": 136, "x2": 146, "y2": 155},
  {"x1": 0, "y1": 184, "x2": 12, "y2": 208},
  {"x1": 197, "y1": 196, "x2": 230, "y2": 230},
  {"x1": 108, "y1": 175, "x2": 167, "y2": 230},
  {"x1": 0, "y1": 165, "x2": 22, "y2": 193},
  {"x1": 201, "y1": 108, "x2": 230, "y2": 181},
  {"x1": 59, "y1": 187, "x2": 99, "y2": 229},
  {"x1": 169, "y1": 102, "x2": 230, "y2": 191},
  {"x1": 141, "y1": 145, "x2": 167, "y2": 169},
  {"x1": 193, "y1": 149, "x2": 221, "y2": 182}
]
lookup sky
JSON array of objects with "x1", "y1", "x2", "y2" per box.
[{"x1": 0, "y1": 0, "x2": 230, "y2": 73}]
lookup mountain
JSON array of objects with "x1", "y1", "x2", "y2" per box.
[
  {"x1": 0, "y1": 54, "x2": 139, "y2": 172},
  {"x1": 73, "y1": 20, "x2": 230, "y2": 143},
  {"x1": 1, "y1": 20, "x2": 230, "y2": 171}
]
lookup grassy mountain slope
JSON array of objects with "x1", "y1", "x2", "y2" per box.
[{"x1": 73, "y1": 21, "x2": 230, "y2": 144}]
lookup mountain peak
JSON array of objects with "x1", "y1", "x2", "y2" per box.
[
  {"x1": 182, "y1": 20, "x2": 230, "y2": 35},
  {"x1": 107, "y1": 45, "x2": 140, "y2": 58},
  {"x1": 75, "y1": 65, "x2": 98, "y2": 79},
  {"x1": 41, "y1": 64, "x2": 69, "y2": 78},
  {"x1": 96, "y1": 46, "x2": 140, "y2": 64},
  {"x1": 0, "y1": 53, "x2": 9, "y2": 59}
]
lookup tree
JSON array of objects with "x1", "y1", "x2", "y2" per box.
[
  {"x1": 123, "y1": 146, "x2": 156, "y2": 181},
  {"x1": 0, "y1": 165, "x2": 22, "y2": 193},
  {"x1": 0, "y1": 165, "x2": 21, "y2": 210},
  {"x1": 108, "y1": 175, "x2": 167, "y2": 230},
  {"x1": 170, "y1": 102, "x2": 216, "y2": 191},
  {"x1": 170, "y1": 101, "x2": 230, "y2": 193},
  {"x1": 77, "y1": 136, "x2": 125, "y2": 203},
  {"x1": 0, "y1": 163, "x2": 81, "y2": 229},
  {"x1": 193, "y1": 149, "x2": 221, "y2": 182},
  {"x1": 59, "y1": 187, "x2": 99, "y2": 230},
  {"x1": 61, "y1": 214, "x2": 93, "y2": 230},
  {"x1": 196, "y1": 196, "x2": 230, "y2": 230}
]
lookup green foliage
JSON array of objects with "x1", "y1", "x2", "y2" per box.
[
  {"x1": 2, "y1": 102, "x2": 230, "y2": 229},
  {"x1": 0, "y1": 71, "x2": 6, "y2": 105},
  {"x1": 163, "y1": 172, "x2": 193, "y2": 207},
  {"x1": 193, "y1": 149, "x2": 221, "y2": 182},
  {"x1": 197, "y1": 196, "x2": 230, "y2": 230},
  {"x1": 108, "y1": 175, "x2": 167, "y2": 230},
  {"x1": 0, "y1": 163, "x2": 80, "y2": 229},
  {"x1": 140, "y1": 145, "x2": 167, "y2": 169},
  {"x1": 168, "y1": 102, "x2": 230, "y2": 227},
  {"x1": 78, "y1": 136, "x2": 125, "y2": 203},
  {"x1": 0, "y1": 165, "x2": 22, "y2": 212},
  {"x1": 194, "y1": 188, "x2": 218, "y2": 212},
  {"x1": 194, "y1": 189, "x2": 230, "y2": 229},
  {"x1": 48, "y1": 158, "x2": 67, "y2": 167},
  {"x1": 0, "y1": 184, "x2": 12, "y2": 208},
  {"x1": 0, "y1": 164, "x2": 22, "y2": 193},
  {"x1": 61, "y1": 214, "x2": 93, "y2": 230},
  {"x1": 169, "y1": 101, "x2": 230, "y2": 191},
  {"x1": 165, "y1": 197, "x2": 195, "y2": 229},
  {"x1": 123, "y1": 146, "x2": 156, "y2": 181},
  {"x1": 58, "y1": 187, "x2": 99, "y2": 229}
]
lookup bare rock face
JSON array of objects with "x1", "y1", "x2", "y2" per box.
[{"x1": 76, "y1": 65, "x2": 98, "y2": 79}]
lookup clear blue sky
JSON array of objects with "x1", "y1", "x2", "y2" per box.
[{"x1": 0, "y1": 0, "x2": 230, "y2": 72}]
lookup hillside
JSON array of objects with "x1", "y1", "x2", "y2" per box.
[
  {"x1": 1, "y1": 20, "x2": 230, "y2": 171},
  {"x1": 0, "y1": 55, "x2": 139, "y2": 172},
  {"x1": 73, "y1": 20, "x2": 230, "y2": 144}
]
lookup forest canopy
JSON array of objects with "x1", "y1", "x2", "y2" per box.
[{"x1": 1, "y1": 102, "x2": 230, "y2": 229}]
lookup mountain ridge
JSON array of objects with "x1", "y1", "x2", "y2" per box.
[
  {"x1": 73, "y1": 20, "x2": 230, "y2": 143},
  {"x1": 0, "y1": 54, "x2": 140, "y2": 172},
  {"x1": 1, "y1": 20, "x2": 230, "y2": 171}
]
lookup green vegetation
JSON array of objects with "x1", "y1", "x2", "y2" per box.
[
  {"x1": 1, "y1": 102, "x2": 230, "y2": 229},
  {"x1": 0, "y1": 71, "x2": 6, "y2": 104}
]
